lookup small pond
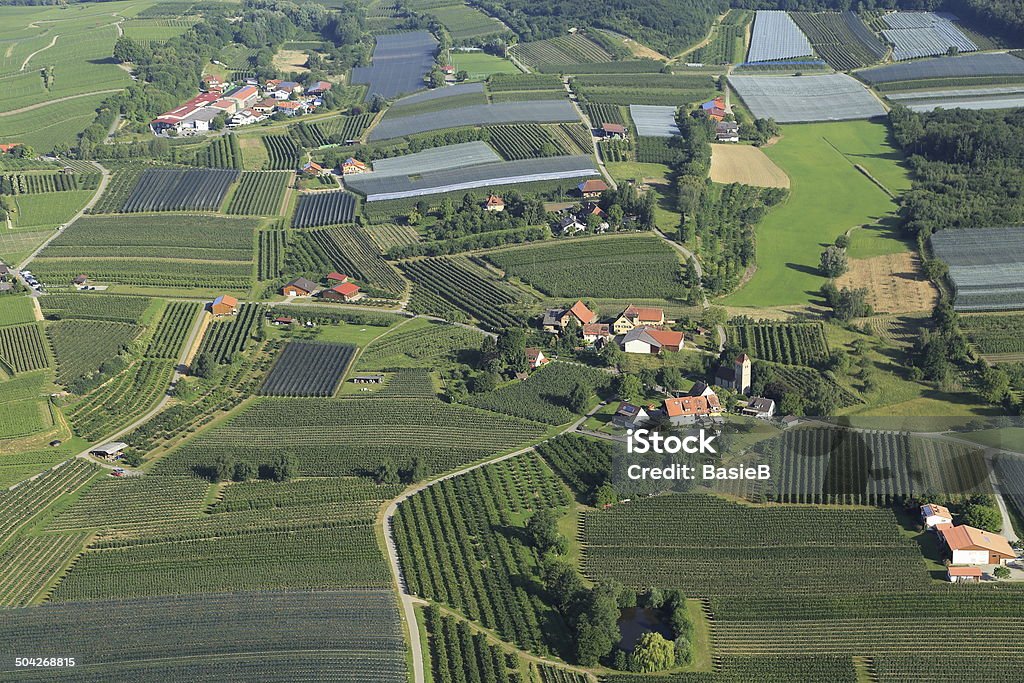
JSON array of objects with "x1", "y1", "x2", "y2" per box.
[{"x1": 617, "y1": 606, "x2": 672, "y2": 651}]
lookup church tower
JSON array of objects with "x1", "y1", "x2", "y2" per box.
[{"x1": 735, "y1": 354, "x2": 751, "y2": 395}]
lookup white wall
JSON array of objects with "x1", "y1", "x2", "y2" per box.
[{"x1": 952, "y1": 549, "x2": 989, "y2": 565}]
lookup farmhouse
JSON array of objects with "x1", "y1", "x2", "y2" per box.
[
  {"x1": 151, "y1": 93, "x2": 220, "y2": 133},
  {"x1": 612, "y1": 305, "x2": 665, "y2": 334},
  {"x1": 600, "y1": 123, "x2": 627, "y2": 139},
  {"x1": 302, "y1": 161, "x2": 329, "y2": 176},
  {"x1": 621, "y1": 327, "x2": 684, "y2": 354},
  {"x1": 741, "y1": 396, "x2": 776, "y2": 419},
  {"x1": 321, "y1": 282, "x2": 361, "y2": 301},
  {"x1": 282, "y1": 277, "x2": 319, "y2": 297},
  {"x1": 342, "y1": 158, "x2": 369, "y2": 175},
  {"x1": 253, "y1": 98, "x2": 278, "y2": 115},
  {"x1": 201, "y1": 74, "x2": 225, "y2": 92},
  {"x1": 613, "y1": 402, "x2": 651, "y2": 430},
  {"x1": 326, "y1": 272, "x2": 349, "y2": 283},
  {"x1": 72, "y1": 274, "x2": 89, "y2": 286},
  {"x1": 557, "y1": 214, "x2": 586, "y2": 235},
  {"x1": 715, "y1": 121, "x2": 740, "y2": 143},
  {"x1": 542, "y1": 300, "x2": 598, "y2": 333},
  {"x1": 0, "y1": 143, "x2": 23, "y2": 153},
  {"x1": 307, "y1": 81, "x2": 332, "y2": 95},
  {"x1": 275, "y1": 100, "x2": 305, "y2": 116},
  {"x1": 525, "y1": 347, "x2": 549, "y2": 369},
  {"x1": 921, "y1": 503, "x2": 954, "y2": 530},
  {"x1": 937, "y1": 524, "x2": 1016, "y2": 565},
  {"x1": 701, "y1": 97, "x2": 728, "y2": 122},
  {"x1": 90, "y1": 442, "x2": 128, "y2": 459},
  {"x1": 582, "y1": 323, "x2": 612, "y2": 347},
  {"x1": 485, "y1": 195, "x2": 505, "y2": 212},
  {"x1": 272, "y1": 316, "x2": 294, "y2": 325},
  {"x1": 210, "y1": 294, "x2": 238, "y2": 316},
  {"x1": 664, "y1": 394, "x2": 722, "y2": 426},
  {"x1": 947, "y1": 566, "x2": 982, "y2": 583},
  {"x1": 716, "y1": 353, "x2": 752, "y2": 395},
  {"x1": 578, "y1": 179, "x2": 609, "y2": 199}
]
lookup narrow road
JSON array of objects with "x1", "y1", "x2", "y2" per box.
[
  {"x1": 380, "y1": 404, "x2": 603, "y2": 683},
  {"x1": 562, "y1": 77, "x2": 617, "y2": 191},
  {"x1": 653, "y1": 228, "x2": 725, "y2": 351},
  {"x1": 20, "y1": 34, "x2": 58, "y2": 71},
  {"x1": 0, "y1": 90, "x2": 123, "y2": 118},
  {"x1": 18, "y1": 161, "x2": 109, "y2": 270}
]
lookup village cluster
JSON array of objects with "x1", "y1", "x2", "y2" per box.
[{"x1": 150, "y1": 75, "x2": 335, "y2": 135}]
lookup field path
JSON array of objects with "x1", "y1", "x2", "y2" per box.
[
  {"x1": 19, "y1": 161, "x2": 109, "y2": 270},
  {"x1": 562, "y1": 77, "x2": 616, "y2": 191},
  {"x1": 379, "y1": 403, "x2": 604, "y2": 683},
  {"x1": 20, "y1": 34, "x2": 58, "y2": 71},
  {"x1": 0, "y1": 89, "x2": 123, "y2": 118},
  {"x1": 653, "y1": 228, "x2": 725, "y2": 350}
]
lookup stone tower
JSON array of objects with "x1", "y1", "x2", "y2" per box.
[{"x1": 735, "y1": 353, "x2": 751, "y2": 395}]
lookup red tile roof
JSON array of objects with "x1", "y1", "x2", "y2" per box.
[
  {"x1": 948, "y1": 566, "x2": 982, "y2": 577},
  {"x1": 646, "y1": 328, "x2": 683, "y2": 348},
  {"x1": 578, "y1": 179, "x2": 609, "y2": 194},
  {"x1": 569, "y1": 300, "x2": 597, "y2": 324},
  {"x1": 938, "y1": 524, "x2": 1015, "y2": 558},
  {"x1": 664, "y1": 394, "x2": 721, "y2": 417},
  {"x1": 331, "y1": 282, "x2": 360, "y2": 297}
]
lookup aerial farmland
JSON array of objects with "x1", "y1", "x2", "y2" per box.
[{"x1": 1, "y1": 0, "x2": 1024, "y2": 680}]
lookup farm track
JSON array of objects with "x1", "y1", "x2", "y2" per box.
[
  {"x1": 562, "y1": 77, "x2": 616, "y2": 191},
  {"x1": 653, "y1": 228, "x2": 725, "y2": 351},
  {"x1": 379, "y1": 403, "x2": 604, "y2": 683},
  {"x1": 20, "y1": 34, "x2": 58, "y2": 71},
  {"x1": 0, "y1": 89, "x2": 124, "y2": 118}
]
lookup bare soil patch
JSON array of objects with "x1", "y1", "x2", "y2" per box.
[
  {"x1": 835, "y1": 252, "x2": 938, "y2": 315},
  {"x1": 273, "y1": 49, "x2": 311, "y2": 73},
  {"x1": 709, "y1": 144, "x2": 790, "y2": 188}
]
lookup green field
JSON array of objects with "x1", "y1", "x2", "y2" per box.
[
  {"x1": 0, "y1": 297, "x2": 35, "y2": 326},
  {"x1": 429, "y1": 5, "x2": 506, "y2": 40},
  {"x1": 451, "y1": 52, "x2": 520, "y2": 81},
  {"x1": 722, "y1": 121, "x2": 911, "y2": 307},
  {"x1": 10, "y1": 191, "x2": 92, "y2": 229}
]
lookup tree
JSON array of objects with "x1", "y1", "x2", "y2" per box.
[
  {"x1": 592, "y1": 482, "x2": 617, "y2": 507},
  {"x1": 640, "y1": 586, "x2": 664, "y2": 608},
  {"x1": 265, "y1": 453, "x2": 294, "y2": 482},
  {"x1": 568, "y1": 382, "x2": 590, "y2": 413},
  {"x1": 631, "y1": 632, "x2": 675, "y2": 673},
  {"x1": 456, "y1": 69, "x2": 468, "y2": 82},
  {"x1": 375, "y1": 459, "x2": 400, "y2": 485},
  {"x1": 526, "y1": 509, "x2": 565, "y2": 554},
  {"x1": 819, "y1": 246, "x2": 848, "y2": 277},
  {"x1": 615, "y1": 374, "x2": 642, "y2": 403},
  {"x1": 232, "y1": 460, "x2": 255, "y2": 482},
  {"x1": 212, "y1": 453, "x2": 233, "y2": 482},
  {"x1": 699, "y1": 306, "x2": 727, "y2": 331},
  {"x1": 834, "y1": 234, "x2": 850, "y2": 248},
  {"x1": 210, "y1": 112, "x2": 227, "y2": 131},
  {"x1": 961, "y1": 503, "x2": 1002, "y2": 532},
  {"x1": 192, "y1": 351, "x2": 215, "y2": 379},
  {"x1": 472, "y1": 370, "x2": 498, "y2": 393},
  {"x1": 993, "y1": 565, "x2": 1011, "y2": 579}
]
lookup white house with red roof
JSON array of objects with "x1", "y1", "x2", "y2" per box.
[
  {"x1": 542, "y1": 300, "x2": 598, "y2": 333},
  {"x1": 307, "y1": 81, "x2": 332, "y2": 95},
  {"x1": 151, "y1": 93, "x2": 220, "y2": 134},
  {"x1": 921, "y1": 503, "x2": 953, "y2": 530},
  {"x1": 341, "y1": 158, "x2": 369, "y2": 175},
  {"x1": 612, "y1": 304, "x2": 666, "y2": 334},
  {"x1": 525, "y1": 348, "x2": 549, "y2": 369},
  {"x1": 937, "y1": 523, "x2": 1016, "y2": 565},
  {"x1": 664, "y1": 394, "x2": 722, "y2": 426},
  {"x1": 621, "y1": 327, "x2": 684, "y2": 354}
]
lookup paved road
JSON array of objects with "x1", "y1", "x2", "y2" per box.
[
  {"x1": 380, "y1": 404, "x2": 603, "y2": 683},
  {"x1": 18, "y1": 161, "x2": 109, "y2": 271},
  {"x1": 562, "y1": 77, "x2": 616, "y2": 191}
]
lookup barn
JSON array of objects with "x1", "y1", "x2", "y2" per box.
[
  {"x1": 210, "y1": 294, "x2": 238, "y2": 316},
  {"x1": 937, "y1": 524, "x2": 1016, "y2": 565},
  {"x1": 282, "y1": 278, "x2": 318, "y2": 297}
]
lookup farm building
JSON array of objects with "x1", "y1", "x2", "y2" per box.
[
  {"x1": 72, "y1": 274, "x2": 89, "y2": 286},
  {"x1": 578, "y1": 179, "x2": 609, "y2": 199},
  {"x1": 543, "y1": 300, "x2": 598, "y2": 333},
  {"x1": 90, "y1": 442, "x2": 128, "y2": 459},
  {"x1": 224, "y1": 85, "x2": 260, "y2": 109},
  {"x1": 210, "y1": 98, "x2": 237, "y2": 115},
  {"x1": 741, "y1": 397, "x2": 776, "y2": 419},
  {"x1": 716, "y1": 354, "x2": 752, "y2": 395},
  {"x1": 253, "y1": 99, "x2": 277, "y2": 115},
  {"x1": 210, "y1": 294, "x2": 238, "y2": 316},
  {"x1": 341, "y1": 158, "x2": 369, "y2": 175},
  {"x1": 937, "y1": 524, "x2": 1015, "y2": 565},
  {"x1": 664, "y1": 394, "x2": 722, "y2": 426},
  {"x1": 151, "y1": 93, "x2": 220, "y2": 134},
  {"x1": 612, "y1": 305, "x2": 665, "y2": 334},
  {"x1": 485, "y1": 195, "x2": 505, "y2": 212},
  {"x1": 613, "y1": 402, "x2": 651, "y2": 430},
  {"x1": 302, "y1": 161, "x2": 329, "y2": 176},
  {"x1": 307, "y1": 81, "x2": 332, "y2": 95},
  {"x1": 275, "y1": 101, "x2": 305, "y2": 116},
  {"x1": 229, "y1": 109, "x2": 261, "y2": 127},
  {"x1": 272, "y1": 317, "x2": 294, "y2": 326},
  {"x1": 600, "y1": 123, "x2": 627, "y2": 139},
  {"x1": 0, "y1": 283, "x2": 13, "y2": 293},
  {"x1": 947, "y1": 566, "x2": 983, "y2": 583},
  {"x1": 582, "y1": 323, "x2": 612, "y2": 346},
  {"x1": 326, "y1": 272, "x2": 349, "y2": 283},
  {"x1": 0, "y1": 143, "x2": 23, "y2": 153},
  {"x1": 701, "y1": 97, "x2": 728, "y2": 121},
  {"x1": 921, "y1": 503, "x2": 953, "y2": 529},
  {"x1": 621, "y1": 327, "x2": 684, "y2": 354},
  {"x1": 556, "y1": 214, "x2": 586, "y2": 235},
  {"x1": 321, "y1": 282, "x2": 360, "y2": 301},
  {"x1": 282, "y1": 278, "x2": 319, "y2": 297},
  {"x1": 201, "y1": 74, "x2": 224, "y2": 92},
  {"x1": 716, "y1": 121, "x2": 740, "y2": 142},
  {"x1": 525, "y1": 348, "x2": 549, "y2": 369},
  {"x1": 353, "y1": 374, "x2": 384, "y2": 384}
]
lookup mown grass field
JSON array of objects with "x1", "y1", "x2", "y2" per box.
[
  {"x1": 451, "y1": 52, "x2": 520, "y2": 80},
  {"x1": 722, "y1": 121, "x2": 911, "y2": 307}
]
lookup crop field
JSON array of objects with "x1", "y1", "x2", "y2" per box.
[
  {"x1": 723, "y1": 121, "x2": 909, "y2": 307},
  {"x1": 509, "y1": 34, "x2": 613, "y2": 71},
  {"x1": 880, "y1": 12, "x2": 977, "y2": 61},
  {"x1": 227, "y1": 172, "x2": 290, "y2": 215},
  {"x1": 258, "y1": 228, "x2": 287, "y2": 281},
  {"x1": 960, "y1": 314, "x2": 1024, "y2": 355},
  {"x1": 401, "y1": 256, "x2": 525, "y2": 330},
  {"x1": 390, "y1": 82, "x2": 485, "y2": 110},
  {"x1": 488, "y1": 235, "x2": 687, "y2": 299},
  {"x1": 0, "y1": 93, "x2": 111, "y2": 154},
  {"x1": 768, "y1": 364, "x2": 862, "y2": 408},
  {"x1": 857, "y1": 52, "x2": 1024, "y2": 85},
  {"x1": 368, "y1": 100, "x2": 579, "y2": 141},
  {"x1": 285, "y1": 226, "x2": 405, "y2": 296},
  {"x1": 47, "y1": 319, "x2": 140, "y2": 388},
  {"x1": 572, "y1": 73, "x2": 718, "y2": 106},
  {"x1": 582, "y1": 492, "x2": 926, "y2": 597},
  {"x1": 291, "y1": 191, "x2": 357, "y2": 228},
  {"x1": 0, "y1": 323, "x2": 49, "y2": 375},
  {"x1": 154, "y1": 397, "x2": 549, "y2": 477},
  {"x1": 0, "y1": 459, "x2": 98, "y2": 546},
  {"x1": 260, "y1": 341, "x2": 356, "y2": 397},
  {"x1": 262, "y1": 134, "x2": 302, "y2": 170},
  {"x1": 790, "y1": 11, "x2": 887, "y2": 70},
  {"x1": 628, "y1": 105, "x2": 680, "y2": 137},
  {"x1": 49, "y1": 476, "x2": 209, "y2": 532},
  {"x1": 8, "y1": 191, "x2": 93, "y2": 230},
  {"x1": 370, "y1": 368, "x2": 436, "y2": 398},
  {"x1": 467, "y1": 363, "x2": 611, "y2": 424},
  {"x1": 0, "y1": 171, "x2": 100, "y2": 195},
  {"x1": 120, "y1": 168, "x2": 239, "y2": 212},
  {"x1": 39, "y1": 294, "x2": 151, "y2": 324},
  {"x1": 710, "y1": 144, "x2": 790, "y2": 188},
  {"x1": 196, "y1": 303, "x2": 262, "y2": 364},
  {"x1": 486, "y1": 124, "x2": 572, "y2": 160},
  {"x1": 0, "y1": 591, "x2": 407, "y2": 681},
  {"x1": 0, "y1": 297, "x2": 35, "y2": 327},
  {"x1": 146, "y1": 302, "x2": 200, "y2": 359},
  {"x1": 487, "y1": 73, "x2": 562, "y2": 92},
  {"x1": 370, "y1": 142, "x2": 501, "y2": 178},
  {"x1": 748, "y1": 10, "x2": 814, "y2": 62},
  {"x1": 729, "y1": 74, "x2": 886, "y2": 122},
  {"x1": 394, "y1": 454, "x2": 572, "y2": 653},
  {"x1": 425, "y1": 607, "x2": 525, "y2": 683},
  {"x1": 0, "y1": 400, "x2": 49, "y2": 440},
  {"x1": 65, "y1": 360, "x2": 175, "y2": 440},
  {"x1": 348, "y1": 155, "x2": 597, "y2": 202},
  {"x1": 358, "y1": 319, "x2": 482, "y2": 369},
  {"x1": 428, "y1": 4, "x2": 505, "y2": 39},
  {"x1": 351, "y1": 31, "x2": 437, "y2": 100},
  {"x1": 295, "y1": 113, "x2": 374, "y2": 145},
  {"x1": 930, "y1": 227, "x2": 1024, "y2": 312},
  {"x1": 88, "y1": 167, "x2": 143, "y2": 214},
  {"x1": 535, "y1": 433, "x2": 614, "y2": 498},
  {"x1": 33, "y1": 214, "x2": 256, "y2": 289},
  {"x1": 365, "y1": 223, "x2": 420, "y2": 252},
  {"x1": 182, "y1": 134, "x2": 242, "y2": 170},
  {"x1": 583, "y1": 103, "x2": 624, "y2": 126},
  {"x1": 730, "y1": 321, "x2": 828, "y2": 364},
  {"x1": 0, "y1": 531, "x2": 90, "y2": 608},
  {"x1": 691, "y1": 10, "x2": 752, "y2": 65}
]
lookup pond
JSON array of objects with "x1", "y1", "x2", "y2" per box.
[{"x1": 617, "y1": 606, "x2": 672, "y2": 651}]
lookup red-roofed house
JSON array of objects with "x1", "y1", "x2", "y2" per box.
[
  {"x1": 307, "y1": 81, "x2": 332, "y2": 95},
  {"x1": 201, "y1": 74, "x2": 224, "y2": 92},
  {"x1": 485, "y1": 195, "x2": 505, "y2": 212},
  {"x1": 275, "y1": 100, "x2": 304, "y2": 116},
  {"x1": 664, "y1": 394, "x2": 722, "y2": 425},
  {"x1": 321, "y1": 281, "x2": 360, "y2": 301},
  {"x1": 252, "y1": 98, "x2": 278, "y2": 115},
  {"x1": 210, "y1": 98, "x2": 238, "y2": 115},
  {"x1": 612, "y1": 305, "x2": 665, "y2": 334},
  {"x1": 921, "y1": 503, "x2": 953, "y2": 530},
  {"x1": 578, "y1": 179, "x2": 609, "y2": 199},
  {"x1": 525, "y1": 348, "x2": 549, "y2": 369},
  {"x1": 341, "y1": 158, "x2": 369, "y2": 175},
  {"x1": 302, "y1": 161, "x2": 330, "y2": 176},
  {"x1": 937, "y1": 524, "x2": 1016, "y2": 565},
  {"x1": 0, "y1": 143, "x2": 22, "y2": 153},
  {"x1": 225, "y1": 85, "x2": 259, "y2": 109},
  {"x1": 582, "y1": 323, "x2": 612, "y2": 346},
  {"x1": 621, "y1": 326, "x2": 683, "y2": 354},
  {"x1": 600, "y1": 123, "x2": 627, "y2": 139},
  {"x1": 542, "y1": 300, "x2": 598, "y2": 333},
  {"x1": 210, "y1": 294, "x2": 238, "y2": 316},
  {"x1": 326, "y1": 272, "x2": 349, "y2": 283}
]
